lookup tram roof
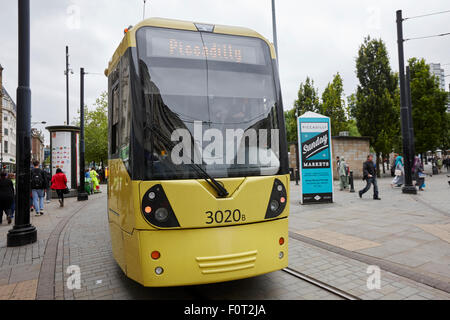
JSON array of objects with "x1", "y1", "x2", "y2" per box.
[{"x1": 105, "y1": 17, "x2": 276, "y2": 76}]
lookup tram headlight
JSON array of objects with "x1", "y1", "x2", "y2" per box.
[
  {"x1": 142, "y1": 184, "x2": 180, "y2": 228},
  {"x1": 265, "y1": 179, "x2": 287, "y2": 219},
  {"x1": 270, "y1": 200, "x2": 280, "y2": 212},
  {"x1": 154, "y1": 208, "x2": 169, "y2": 222},
  {"x1": 155, "y1": 267, "x2": 164, "y2": 275}
]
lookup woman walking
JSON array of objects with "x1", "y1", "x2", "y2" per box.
[
  {"x1": 0, "y1": 172, "x2": 14, "y2": 224},
  {"x1": 391, "y1": 156, "x2": 404, "y2": 187},
  {"x1": 51, "y1": 169, "x2": 68, "y2": 207},
  {"x1": 413, "y1": 156, "x2": 426, "y2": 191}
]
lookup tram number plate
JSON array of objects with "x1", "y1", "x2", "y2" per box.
[{"x1": 205, "y1": 209, "x2": 246, "y2": 225}]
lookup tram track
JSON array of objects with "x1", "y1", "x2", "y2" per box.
[{"x1": 282, "y1": 267, "x2": 360, "y2": 300}]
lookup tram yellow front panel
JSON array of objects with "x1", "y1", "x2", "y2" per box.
[
  {"x1": 126, "y1": 218, "x2": 288, "y2": 287},
  {"x1": 139, "y1": 175, "x2": 290, "y2": 230}
]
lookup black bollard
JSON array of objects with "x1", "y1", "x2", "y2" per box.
[
  {"x1": 349, "y1": 171, "x2": 355, "y2": 193},
  {"x1": 295, "y1": 168, "x2": 299, "y2": 185}
]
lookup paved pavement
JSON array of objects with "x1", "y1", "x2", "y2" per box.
[
  {"x1": 289, "y1": 170, "x2": 450, "y2": 291},
  {"x1": 0, "y1": 170, "x2": 449, "y2": 300}
]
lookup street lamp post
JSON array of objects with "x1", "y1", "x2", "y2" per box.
[
  {"x1": 64, "y1": 46, "x2": 73, "y2": 125},
  {"x1": 271, "y1": 0, "x2": 279, "y2": 61},
  {"x1": 396, "y1": 10, "x2": 417, "y2": 195},
  {"x1": 7, "y1": 0, "x2": 37, "y2": 247},
  {"x1": 77, "y1": 68, "x2": 88, "y2": 201}
]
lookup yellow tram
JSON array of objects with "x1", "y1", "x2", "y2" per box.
[{"x1": 106, "y1": 18, "x2": 290, "y2": 287}]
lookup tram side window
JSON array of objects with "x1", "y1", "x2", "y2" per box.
[
  {"x1": 111, "y1": 86, "x2": 120, "y2": 155},
  {"x1": 119, "y1": 56, "x2": 131, "y2": 163}
]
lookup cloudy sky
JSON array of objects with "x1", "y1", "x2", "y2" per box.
[{"x1": 0, "y1": 0, "x2": 449, "y2": 143}]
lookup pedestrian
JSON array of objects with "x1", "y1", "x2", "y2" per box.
[
  {"x1": 413, "y1": 156, "x2": 425, "y2": 191},
  {"x1": 339, "y1": 157, "x2": 349, "y2": 191},
  {"x1": 445, "y1": 156, "x2": 450, "y2": 172},
  {"x1": 336, "y1": 156, "x2": 340, "y2": 177},
  {"x1": 30, "y1": 160, "x2": 48, "y2": 216},
  {"x1": 0, "y1": 172, "x2": 14, "y2": 224},
  {"x1": 359, "y1": 154, "x2": 381, "y2": 200},
  {"x1": 45, "y1": 169, "x2": 52, "y2": 203},
  {"x1": 8, "y1": 173, "x2": 15, "y2": 219},
  {"x1": 90, "y1": 167, "x2": 100, "y2": 193},
  {"x1": 105, "y1": 167, "x2": 109, "y2": 184},
  {"x1": 391, "y1": 155, "x2": 404, "y2": 188},
  {"x1": 437, "y1": 157, "x2": 443, "y2": 173},
  {"x1": 51, "y1": 168, "x2": 68, "y2": 207}
]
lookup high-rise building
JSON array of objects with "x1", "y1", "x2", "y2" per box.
[{"x1": 429, "y1": 63, "x2": 446, "y2": 90}]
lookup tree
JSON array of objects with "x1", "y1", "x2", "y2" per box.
[
  {"x1": 320, "y1": 73, "x2": 348, "y2": 136},
  {"x1": 293, "y1": 77, "x2": 320, "y2": 115},
  {"x1": 74, "y1": 92, "x2": 108, "y2": 165},
  {"x1": 284, "y1": 108, "x2": 298, "y2": 143},
  {"x1": 351, "y1": 36, "x2": 400, "y2": 176},
  {"x1": 408, "y1": 58, "x2": 448, "y2": 156}
]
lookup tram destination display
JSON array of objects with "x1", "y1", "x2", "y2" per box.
[
  {"x1": 298, "y1": 112, "x2": 333, "y2": 204},
  {"x1": 147, "y1": 31, "x2": 266, "y2": 65}
]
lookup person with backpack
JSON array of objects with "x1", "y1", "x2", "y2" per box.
[
  {"x1": 51, "y1": 168, "x2": 68, "y2": 207},
  {"x1": 31, "y1": 160, "x2": 48, "y2": 216}
]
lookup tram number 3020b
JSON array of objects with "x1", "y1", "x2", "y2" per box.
[{"x1": 205, "y1": 209, "x2": 246, "y2": 225}]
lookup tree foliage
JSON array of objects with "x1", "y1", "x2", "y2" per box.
[
  {"x1": 74, "y1": 92, "x2": 108, "y2": 165},
  {"x1": 408, "y1": 58, "x2": 448, "y2": 154},
  {"x1": 351, "y1": 36, "x2": 400, "y2": 173},
  {"x1": 320, "y1": 73, "x2": 348, "y2": 136},
  {"x1": 284, "y1": 108, "x2": 298, "y2": 143},
  {"x1": 293, "y1": 77, "x2": 320, "y2": 115}
]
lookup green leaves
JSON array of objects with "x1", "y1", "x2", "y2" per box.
[
  {"x1": 409, "y1": 58, "x2": 448, "y2": 154},
  {"x1": 320, "y1": 73, "x2": 348, "y2": 136},
  {"x1": 74, "y1": 92, "x2": 108, "y2": 165},
  {"x1": 353, "y1": 36, "x2": 399, "y2": 156},
  {"x1": 293, "y1": 77, "x2": 320, "y2": 115}
]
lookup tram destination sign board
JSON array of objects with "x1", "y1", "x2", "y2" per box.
[{"x1": 298, "y1": 112, "x2": 333, "y2": 204}]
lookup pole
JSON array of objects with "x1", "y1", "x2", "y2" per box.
[
  {"x1": 7, "y1": 0, "x2": 37, "y2": 247},
  {"x1": 271, "y1": 0, "x2": 279, "y2": 61},
  {"x1": 65, "y1": 46, "x2": 70, "y2": 125},
  {"x1": 143, "y1": 0, "x2": 147, "y2": 20},
  {"x1": 77, "y1": 68, "x2": 88, "y2": 201},
  {"x1": 396, "y1": 10, "x2": 416, "y2": 194},
  {"x1": 349, "y1": 171, "x2": 355, "y2": 193},
  {"x1": 406, "y1": 66, "x2": 416, "y2": 163}
]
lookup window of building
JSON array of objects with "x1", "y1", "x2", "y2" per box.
[
  {"x1": 4, "y1": 141, "x2": 8, "y2": 154},
  {"x1": 4, "y1": 128, "x2": 8, "y2": 136}
]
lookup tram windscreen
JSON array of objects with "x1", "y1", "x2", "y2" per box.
[{"x1": 136, "y1": 27, "x2": 280, "y2": 180}]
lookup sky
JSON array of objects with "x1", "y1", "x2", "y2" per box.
[{"x1": 0, "y1": 0, "x2": 449, "y2": 144}]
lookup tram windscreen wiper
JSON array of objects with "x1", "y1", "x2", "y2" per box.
[{"x1": 149, "y1": 125, "x2": 229, "y2": 198}]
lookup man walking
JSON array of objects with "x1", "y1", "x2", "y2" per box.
[
  {"x1": 359, "y1": 154, "x2": 381, "y2": 200},
  {"x1": 31, "y1": 160, "x2": 48, "y2": 216}
]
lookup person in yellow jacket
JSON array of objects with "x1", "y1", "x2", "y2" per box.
[{"x1": 90, "y1": 168, "x2": 100, "y2": 193}]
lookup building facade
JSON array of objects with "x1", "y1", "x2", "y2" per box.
[
  {"x1": 31, "y1": 128, "x2": 45, "y2": 164},
  {"x1": 429, "y1": 63, "x2": 446, "y2": 90},
  {"x1": 0, "y1": 64, "x2": 17, "y2": 173}
]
